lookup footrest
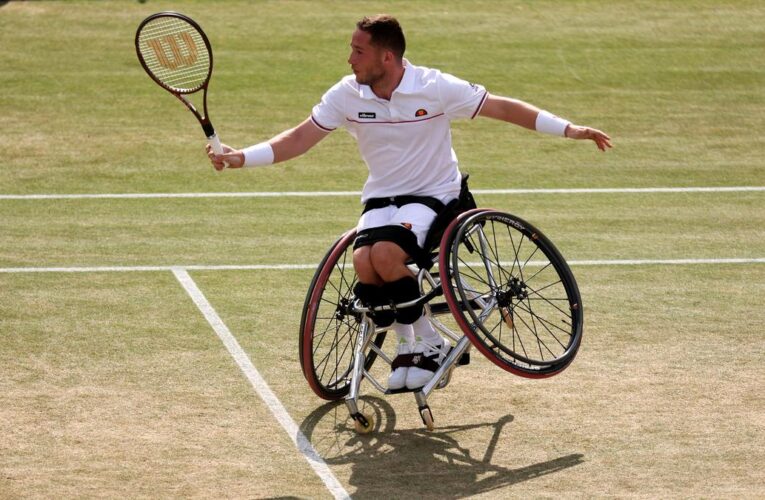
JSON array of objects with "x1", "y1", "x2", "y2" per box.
[{"x1": 384, "y1": 386, "x2": 422, "y2": 395}]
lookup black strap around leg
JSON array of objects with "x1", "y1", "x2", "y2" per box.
[
  {"x1": 352, "y1": 282, "x2": 394, "y2": 327},
  {"x1": 383, "y1": 276, "x2": 423, "y2": 324}
]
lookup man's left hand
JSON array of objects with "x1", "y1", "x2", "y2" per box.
[{"x1": 566, "y1": 125, "x2": 612, "y2": 152}]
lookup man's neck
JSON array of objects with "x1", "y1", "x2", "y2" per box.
[{"x1": 370, "y1": 63, "x2": 405, "y2": 101}]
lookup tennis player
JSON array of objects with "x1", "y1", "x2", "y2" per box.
[{"x1": 208, "y1": 14, "x2": 611, "y2": 390}]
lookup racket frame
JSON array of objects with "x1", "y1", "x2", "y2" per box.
[{"x1": 135, "y1": 11, "x2": 222, "y2": 148}]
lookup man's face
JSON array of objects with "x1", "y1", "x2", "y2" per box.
[{"x1": 348, "y1": 29, "x2": 386, "y2": 86}]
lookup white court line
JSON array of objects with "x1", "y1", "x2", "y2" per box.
[
  {"x1": 0, "y1": 186, "x2": 763, "y2": 200},
  {"x1": 172, "y1": 268, "x2": 350, "y2": 500},
  {"x1": 0, "y1": 264, "x2": 317, "y2": 273},
  {"x1": 570, "y1": 258, "x2": 765, "y2": 266},
  {"x1": 1, "y1": 258, "x2": 763, "y2": 274}
]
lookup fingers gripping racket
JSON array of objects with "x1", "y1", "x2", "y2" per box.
[{"x1": 135, "y1": 12, "x2": 227, "y2": 165}]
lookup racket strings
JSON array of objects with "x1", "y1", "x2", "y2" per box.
[{"x1": 137, "y1": 17, "x2": 210, "y2": 92}]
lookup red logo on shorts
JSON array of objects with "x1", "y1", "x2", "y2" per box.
[
  {"x1": 415, "y1": 108, "x2": 428, "y2": 117},
  {"x1": 400, "y1": 222, "x2": 413, "y2": 230}
]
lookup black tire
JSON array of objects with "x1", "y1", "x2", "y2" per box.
[
  {"x1": 299, "y1": 230, "x2": 387, "y2": 400},
  {"x1": 439, "y1": 209, "x2": 583, "y2": 378}
]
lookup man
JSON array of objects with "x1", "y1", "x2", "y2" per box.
[{"x1": 208, "y1": 15, "x2": 611, "y2": 391}]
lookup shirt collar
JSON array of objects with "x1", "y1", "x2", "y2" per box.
[{"x1": 358, "y1": 58, "x2": 414, "y2": 100}]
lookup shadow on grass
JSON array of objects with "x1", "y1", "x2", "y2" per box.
[{"x1": 300, "y1": 397, "x2": 584, "y2": 498}]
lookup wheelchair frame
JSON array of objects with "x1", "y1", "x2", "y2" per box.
[{"x1": 300, "y1": 208, "x2": 583, "y2": 432}]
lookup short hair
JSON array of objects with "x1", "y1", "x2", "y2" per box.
[{"x1": 356, "y1": 15, "x2": 406, "y2": 60}]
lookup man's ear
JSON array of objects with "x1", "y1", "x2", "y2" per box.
[{"x1": 382, "y1": 49, "x2": 396, "y2": 65}]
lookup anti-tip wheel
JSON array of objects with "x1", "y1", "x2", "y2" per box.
[
  {"x1": 353, "y1": 413, "x2": 375, "y2": 434},
  {"x1": 420, "y1": 407, "x2": 434, "y2": 431}
]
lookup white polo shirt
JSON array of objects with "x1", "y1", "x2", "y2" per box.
[{"x1": 311, "y1": 60, "x2": 488, "y2": 203}]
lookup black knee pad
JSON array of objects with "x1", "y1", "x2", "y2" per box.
[
  {"x1": 383, "y1": 276, "x2": 423, "y2": 324},
  {"x1": 352, "y1": 282, "x2": 395, "y2": 327},
  {"x1": 352, "y1": 282, "x2": 376, "y2": 304}
]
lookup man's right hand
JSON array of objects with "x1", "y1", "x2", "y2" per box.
[{"x1": 206, "y1": 143, "x2": 245, "y2": 170}]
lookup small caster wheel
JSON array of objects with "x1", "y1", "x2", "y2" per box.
[
  {"x1": 420, "y1": 406, "x2": 434, "y2": 431},
  {"x1": 353, "y1": 412, "x2": 375, "y2": 434}
]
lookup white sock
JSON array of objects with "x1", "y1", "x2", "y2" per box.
[
  {"x1": 411, "y1": 314, "x2": 442, "y2": 345},
  {"x1": 392, "y1": 322, "x2": 415, "y2": 347}
]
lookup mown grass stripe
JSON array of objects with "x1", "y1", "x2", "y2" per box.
[
  {"x1": 1, "y1": 258, "x2": 763, "y2": 274},
  {"x1": 0, "y1": 186, "x2": 763, "y2": 200}
]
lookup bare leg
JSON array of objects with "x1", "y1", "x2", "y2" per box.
[
  {"x1": 353, "y1": 246, "x2": 384, "y2": 286},
  {"x1": 369, "y1": 241, "x2": 413, "y2": 282}
]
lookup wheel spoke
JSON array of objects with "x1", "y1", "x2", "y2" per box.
[
  {"x1": 524, "y1": 281, "x2": 573, "y2": 319},
  {"x1": 457, "y1": 253, "x2": 493, "y2": 290},
  {"x1": 513, "y1": 300, "x2": 572, "y2": 344},
  {"x1": 314, "y1": 319, "x2": 353, "y2": 375},
  {"x1": 522, "y1": 261, "x2": 554, "y2": 285},
  {"x1": 514, "y1": 306, "x2": 561, "y2": 359}
]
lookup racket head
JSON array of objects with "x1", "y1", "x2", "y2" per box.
[{"x1": 135, "y1": 12, "x2": 213, "y2": 94}]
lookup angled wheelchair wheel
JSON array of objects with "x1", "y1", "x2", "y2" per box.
[
  {"x1": 300, "y1": 229, "x2": 388, "y2": 400},
  {"x1": 439, "y1": 209, "x2": 583, "y2": 378}
]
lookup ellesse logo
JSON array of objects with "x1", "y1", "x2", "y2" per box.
[
  {"x1": 400, "y1": 222, "x2": 413, "y2": 230},
  {"x1": 415, "y1": 108, "x2": 428, "y2": 117}
]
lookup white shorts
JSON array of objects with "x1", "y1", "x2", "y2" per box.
[{"x1": 356, "y1": 203, "x2": 439, "y2": 248}]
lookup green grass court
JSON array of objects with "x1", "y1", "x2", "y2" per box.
[{"x1": 1, "y1": 1, "x2": 763, "y2": 498}]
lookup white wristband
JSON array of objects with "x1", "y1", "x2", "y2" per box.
[
  {"x1": 535, "y1": 110, "x2": 571, "y2": 137},
  {"x1": 242, "y1": 142, "x2": 274, "y2": 167}
]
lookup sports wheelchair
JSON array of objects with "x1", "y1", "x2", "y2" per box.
[{"x1": 299, "y1": 189, "x2": 583, "y2": 433}]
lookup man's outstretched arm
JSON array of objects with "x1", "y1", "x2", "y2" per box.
[
  {"x1": 478, "y1": 94, "x2": 612, "y2": 151},
  {"x1": 207, "y1": 117, "x2": 331, "y2": 170}
]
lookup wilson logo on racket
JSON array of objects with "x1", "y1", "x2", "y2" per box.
[{"x1": 146, "y1": 32, "x2": 198, "y2": 70}]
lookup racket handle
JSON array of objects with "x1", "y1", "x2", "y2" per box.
[{"x1": 207, "y1": 133, "x2": 230, "y2": 169}]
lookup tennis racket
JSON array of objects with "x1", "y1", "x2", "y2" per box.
[{"x1": 135, "y1": 12, "x2": 227, "y2": 165}]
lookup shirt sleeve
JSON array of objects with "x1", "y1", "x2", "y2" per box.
[
  {"x1": 437, "y1": 72, "x2": 488, "y2": 120},
  {"x1": 310, "y1": 80, "x2": 346, "y2": 131}
]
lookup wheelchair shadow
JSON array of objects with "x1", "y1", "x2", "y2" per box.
[{"x1": 299, "y1": 397, "x2": 584, "y2": 499}]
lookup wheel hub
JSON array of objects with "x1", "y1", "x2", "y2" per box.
[
  {"x1": 496, "y1": 277, "x2": 528, "y2": 306},
  {"x1": 336, "y1": 296, "x2": 363, "y2": 323},
  {"x1": 335, "y1": 297, "x2": 351, "y2": 321}
]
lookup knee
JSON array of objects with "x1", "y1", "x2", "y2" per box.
[
  {"x1": 370, "y1": 242, "x2": 409, "y2": 282},
  {"x1": 353, "y1": 247, "x2": 379, "y2": 283}
]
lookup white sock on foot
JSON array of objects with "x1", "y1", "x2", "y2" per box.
[
  {"x1": 389, "y1": 323, "x2": 414, "y2": 390},
  {"x1": 393, "y1": 322, "x2": 415, "y2": 346},
  {"x1": 411, "y1": 313, "x2": 442, "y2": 345}
]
